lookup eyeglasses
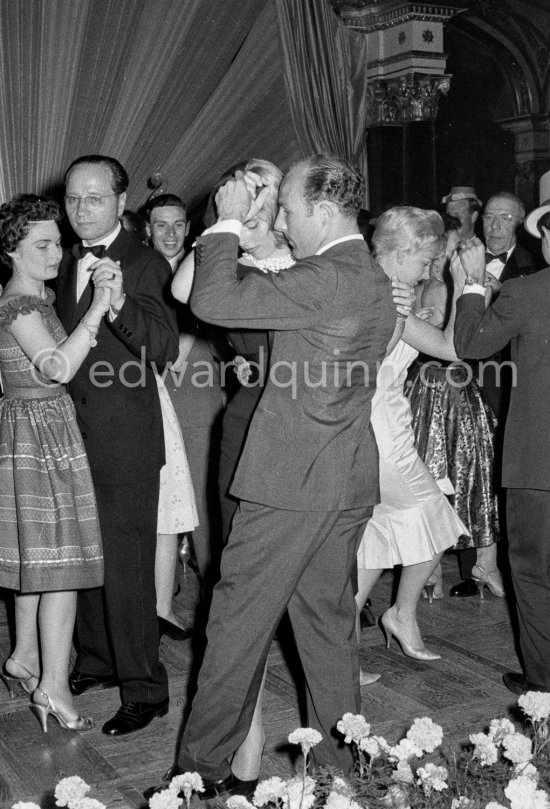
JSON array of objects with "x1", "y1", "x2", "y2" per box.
[
  {"x1": 482, "y1": 213, "x2": 519, "y2": 225},
  {"x1": 65, "y1": 193, "x2": 119, "y2": 209}
]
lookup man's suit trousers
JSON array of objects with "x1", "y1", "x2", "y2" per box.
[
  {"x1": 74, "y1": 475, "x2": 169, "y2": 703},
  {"x1": 507, "y1": 488, "x2": 550, "y2": 689},
  {"x1": 177, "y1": 500, "x2": 373, "y2": 780}
]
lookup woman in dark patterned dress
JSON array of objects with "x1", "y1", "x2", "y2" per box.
[
  {"x1": 0, "y1": 195, "x2": 109, "y2": 732},
  {"x1": 406, "y1": 217, "x2": 502, "y2": 599}
]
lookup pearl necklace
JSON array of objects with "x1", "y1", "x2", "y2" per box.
[{"x1": 241, "y1": 252, "x2": 295, "y2": 273}]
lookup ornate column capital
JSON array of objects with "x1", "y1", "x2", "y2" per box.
[{"x1": 367, "y1": 72, "x2": 451, "y2": 125}]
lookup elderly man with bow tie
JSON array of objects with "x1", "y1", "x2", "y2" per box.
[
  {"x1": 448, "y1": 190, "x2": 539, "y2": 599},
  {"x1": 55, "y1": 154, "x2": 179, "y2": 736}
]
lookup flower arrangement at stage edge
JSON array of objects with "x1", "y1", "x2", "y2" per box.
[
  {"x1": 9, "y1": 692, "x2": 550, "y2": 809},
  {"x1": 11, "y1": 775, "x2": 107, "y2": 809}
]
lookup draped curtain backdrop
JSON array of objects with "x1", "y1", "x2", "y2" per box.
[
  {"x1": 0, "y1": 0, "x2": 301, "y2": 212},
  {"x1": 274, "y1": 0, "x2": 370, "y2": 205}
]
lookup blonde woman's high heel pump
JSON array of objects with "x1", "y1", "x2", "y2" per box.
[
  {"x1": 1, "y1": 657, "x2": 39, "y2": 698},
  {"x1": 471, "y1": 564, "x2": 505, "y2": 599},
  {"x1": 380, "y1": 611, "x2": 441, "y2": 661},
  {"x1": 31, "y1": 687, "x2": 94, "y2": 733}
]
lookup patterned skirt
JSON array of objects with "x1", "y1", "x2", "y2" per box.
[
  {"x1": 0, "y1": 388, "x2": 103, "y2": 592},
  {"x1": 407, "y1": 361, "x2": 500, "y2": 549}
]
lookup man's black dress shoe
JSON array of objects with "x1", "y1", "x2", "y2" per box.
[
  {"x1": 449, "y1": 578, "x2": 478, "y2": 598},
  {"x1": 502, "y1": 671, "x2": 550, "y2": 696},
  {"x1": 158, "y1": 616, "x2": 192, "y2": 641},
  {"x1": 101, "y1": 698, "x2": 169, "y2": 736},
  {"x1": 69, "y1": 670, "x2": 117, "y2": 696},
  {"x1": 145, "y1": 768, "x2": 257, "y2": 802}
]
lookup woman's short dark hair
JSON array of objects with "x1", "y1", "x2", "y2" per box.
[
  {"x1": 64, "y1": 154, "x2": 129, "y2": 194},
  {"x1": 300, "y1": 154, "x2": 365, "y2": 219},
  {"x1": 0, "y1": 194, "x2": 62, "y2": 264}
]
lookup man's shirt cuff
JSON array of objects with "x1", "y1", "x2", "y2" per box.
[
  {"x1": 202, "y1": 220, "x2": 243, "y2": 237},
  {"x1": 461, "y1": 284, "x2": 486, "y2": 295}
]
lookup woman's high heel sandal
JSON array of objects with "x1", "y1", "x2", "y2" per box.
[
  {"x1": 31, "y1": 687, "x2": 94, "y2": 733},
  {"x1": 471, "y1": 564, "x2": 505, "y2": 599},
  {"x1": 380, "y1": 611, "x2": 441, "y2": 662},
  {"x1": 1, "y1": 657, "x2": 39, "y2": 698}
]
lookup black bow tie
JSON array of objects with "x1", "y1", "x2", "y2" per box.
[
  {"x1": 72, "y1": 243, "x2": 107, "y2": 260},
  {"x1": 485, "y1": 252, "x2": 507, "y2": 265}
]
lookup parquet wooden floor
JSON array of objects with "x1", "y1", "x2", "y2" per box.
[{"x1": 0, "y1": 552, "x2": 523, "y2": 809}]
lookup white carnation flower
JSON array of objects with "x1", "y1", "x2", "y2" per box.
[
  {"x1": 287, "y1": 728, "x2": 323, "y2": 754},
  {"x1": 502, "y1": 732, "x2": 533, "y2": 765},
  {"x1": 469, "y1": 732, "x2": 499, "y2": 766},
  {"x1": 416, "y1": 763, "x2": 448, "y2": 794},
  {"x1": 406, "y1": 717, "x2": 443, "y2": 753},
  {"x1": 54, "y1": 776, "x2": 91, "y2": 807},
  {"x1": 325, "y1": 793, "x2": 361, "y2": 809},
  {"x1": 282, "y1": 775, "x2": 315, "y2": 809},
  {"x1": 391, "y1": 760, "x2": 414, "y2": 784},
  {"x1": 451, "y1": 798, "x2": 473, "y2": 809},
  {"x1": 149, "y1": 790, "x2": 183, "y2": 809},
  {"x1": 505, "y1": 774, "x2": 550, "y2": 809},
  {"x1": 330, "y1": 777, "x2": 354, "y2": 797},
  {"x1": 253, "y1": 777, "x2": 288, "y2": 806},
  {"x1": 76, "y1": 800, "x2": 105, "y2": 809},
  {"x1": 359, "y1": 735, "x2": 386, "y2": 760},
  {"x1": 11, "y1": 804, "x2": 41, "y2": 809},
  {"x1": 336, "y1": 713, "x2": 371, "y2": 744},
  {"x1": 226, "y1": 797, "x2": 255, "y2": 809},
  {"x1": 518, "y1": 691, "x2": 550, "y2": 722},
  {"x1": 388, "y1": 738, "x2": 422, "y2": 762},
  {"x1": 488, "y1": 717, "x2": 516, "y2": 744},
  {"x1": 513, "y1": 761, "x2": 538, "y2": 780},
  {"x1": 170, "y1": 772, "x2": 205, "y2": 799}
]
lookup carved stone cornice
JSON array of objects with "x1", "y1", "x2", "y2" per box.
[
  {"x1": 338, "y1": 1, "x2": 466, "y2": 31},
  {"x1": 366, "y1": 72, "x2": 451, "y2": 125}
]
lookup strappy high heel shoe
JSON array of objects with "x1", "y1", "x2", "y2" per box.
[
  {"x1": 380, "y1": 610, "x2": 441, "y2": 661},
  {"x1": 31, "y1": 687, "x2": 94, "y2": 733},
  {"x1": 471, "y1": 564, "x2": 505, "y2": 599},
  {"x1": 1, "y1": 657, "x2": 39, "y2": 698}
]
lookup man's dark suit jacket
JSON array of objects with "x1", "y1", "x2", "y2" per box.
[
  {"x1": 454, "y1": 267, "x2": 550, "y2": 491},
  {"x1": 191, "y1": 233, "x2": 396, "y2": 512},
  {"x1": 56, "y1": 227, "x2": 179, "y2": 484},
  {"x1": 473, "y1": 243, "x2": 538, "y2": 419}
]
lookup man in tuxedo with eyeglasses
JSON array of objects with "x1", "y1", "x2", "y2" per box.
[
  {"x1": 449, "y1": 191, "x2": 538, "y2": 598},
  {"x1": 56, "y1": 154, "x2": 179, "y2": 736}
]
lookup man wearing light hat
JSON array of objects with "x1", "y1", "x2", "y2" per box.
[
  {"x1": 452, "y1": 171, "x2": 550, "y2": 696},
  {"x1": 442, "y1": 186, "x2": 481, "y2": 243}
]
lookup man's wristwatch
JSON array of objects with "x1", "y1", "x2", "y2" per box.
[
  {"x1": 110, "y1": 294, "x2": 126, "y2": 317},
  {"x1": 464, "y1": 276, "x2": 481, "y2": 285}
]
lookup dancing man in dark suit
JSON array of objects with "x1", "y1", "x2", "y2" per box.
[
  {"x1": 453, "y1": 234, "x2": 550, "y2": 695},
  {"x1": 56, "y1": 155, "x2": 179, "y2": 735},
  {"x1": 154, "y1": 154, "x2": 397, "y2": 795},
  {"x1": 450, "y1": 191, "x2": 538, "y2": 598}
]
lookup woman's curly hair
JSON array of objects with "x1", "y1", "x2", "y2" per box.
[{"x1": 0, "y1": 194, "x2": 62, "y2": 264}]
